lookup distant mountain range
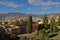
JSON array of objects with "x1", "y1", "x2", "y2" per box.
[
  {"x1": 0, "y1": 13, "x2": 59, "y2": 21},
  {"x1": 0, "y1": 13, "x2": 42, "y2": 18},
  {"x1": 0, "y1": 12, "x2": 59, "y2": 17}
]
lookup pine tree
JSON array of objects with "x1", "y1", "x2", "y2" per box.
[
  {"x1": 50, "y1": 17, "x2": 57, "y2": 33},
  {"x1": 43, "y1": 14, "x2": 48, "y2": 30},
  {"x1": 40, "y1": 29, "x2": 49, "y2": 40},
  {"x1": 53, "y1": 22, "x2": 57, "y2": 33},
  {"x1": 34, "y1": 29, "x2": 49, "y2": 40},
  {"x1": 57, "y1": 14, "x2": 60, "y2": 26},
  {"x1": 20, "y1": 37, "x2": 25, "y2": 40},
  {"x1": 26, "y1": 16, "x2": 32, "y2": 33}
]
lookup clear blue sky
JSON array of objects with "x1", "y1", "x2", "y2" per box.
[{"x1": 0, "y1": 0, "x2": 60, "y2": 14}]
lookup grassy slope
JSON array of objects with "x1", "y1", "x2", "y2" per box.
[{"x1": 50, "y1": 31, "x2": 60, "y2": 40}]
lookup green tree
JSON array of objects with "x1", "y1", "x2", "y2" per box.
[
  {"x1": 53, "y1": 22, "x2": 58, "y2": 33},
  {"x1": 57, "y1": 14, "x2": 60, "y2": 26},
  {"x1": 9, "y1": 22, "x2": 15, "y2": 25},
  {"x1": 19, "y1": 37, "x2": 24, "y2": 40},
  {"x1": 9, "y1": 21, "x2": 20, "y2": 26},
  {"x1": 26, "y1": 16, "x2": 32, "y2": 33},
  {"x1": 43, "y1": 14, "x2": 48, "y2": 29},
  {"x1": 50, "y1": 17, "x2": 57, "y2": 33},
  {"x1": 39, "y1": 29, "x2": 49, "y2": 40},
  {"x1": 34, "y1": 29, "x2": 49, "y2": 40}
]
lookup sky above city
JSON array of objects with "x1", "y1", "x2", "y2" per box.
[{"x1": 0, "y1": 0, "x2": 60, "y2": 14}]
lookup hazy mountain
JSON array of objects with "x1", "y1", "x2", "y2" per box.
[{"x1": 0, "y1": 13, "x2": 59, "y2": 19}]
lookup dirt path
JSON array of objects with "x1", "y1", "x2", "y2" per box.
[{"x1": 17, "y1": 30, "x2": 37, "y2": 37}]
